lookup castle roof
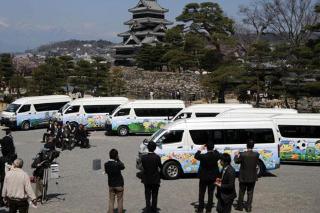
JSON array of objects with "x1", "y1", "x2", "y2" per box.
[
  {"x1": 129, "y1": 0, "x2": 169, "y2": 13},
  {"x1": 125, "y1": 17, "x2": 173, "y2": 25}
]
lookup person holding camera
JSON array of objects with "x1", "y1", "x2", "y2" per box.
[
  {"x1": 2, "y1": 158, "x2": 37, "y2": 213},
  {"x1": 234, "y1": 141, "x2": 260, "y2": 212},
  {"x1": 104, "y1": 149, "x2": 125, "y2": 213},
  {"x1": 75, "y1": 124, "x2": 89, "y2": 148},
  {"x1": 194, "y1": 143, "x2": 221, "y2": 213},
  {"x1": 31, "y1": 151, "x2": 46, "y2": 200},
  {"x1": 42, "y1": 120, "x2": 54, "y2": 143}
]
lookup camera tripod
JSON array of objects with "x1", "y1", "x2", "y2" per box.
[{"x1": 41, "y1": 165, "x2": 64, "y2": 204}]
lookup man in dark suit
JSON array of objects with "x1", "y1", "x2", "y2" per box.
[
  {"x1": 234, "y1": 141, "x2": 260, "y2": 212},
  {"x1": 141, "y1": 141, "x2": 162, "y2": 213},
  {"x1": 105, "y1": 149, "x2": 125, "y2": 213},
  {"x1": 194, "y1": 143, "x2": 221, "y2": 213},
  {"x1": 215, "y1": 153, "x2": 236, "y2": 213},
  {"x1": 1, "y1": 129, "x2": 16, "y2": 164}
]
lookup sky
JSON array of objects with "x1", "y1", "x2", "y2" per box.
[{"x1": 0, "y1": 0, "x2": 251, "y2": 53}]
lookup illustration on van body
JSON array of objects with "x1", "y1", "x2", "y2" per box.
[
  {"x1": 17, "y1": 111, "x2": 51, "y2": 128},
  {"x1": 280, "y1": 139, "x2": 320, "y2": 161},
  {"x1": 158, "y1": 147, "x2": 278, "y2": 174},
  {"x1": 112, "y1": 118, "x2": 167, "y2": 133},
  {"x1": 64, "y1": 114, "x2": 107, "y2": 129}
]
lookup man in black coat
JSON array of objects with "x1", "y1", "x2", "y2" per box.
[
  {"x1": 105, "y1": 149, "x2": 125, "y2": 213},
  {"x1": 141, "y1": 142, "x2": 162, "y2": 213},
  {"x1": 215, "y1": 153, "x2": 237, "y2": 213},
  {"x1": 1, "y1": 129, "x2": 16, "y2": 164},
  {"x1": 234, "y1": 141, "x2": 260, "y2": 212},
  {"x1": 194, "y1": 143, "x2": 221, "y2": 213}
]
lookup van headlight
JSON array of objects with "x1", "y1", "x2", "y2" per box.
[{"x1": 9, "y1": 117, "x2": 16, "y2": 121}]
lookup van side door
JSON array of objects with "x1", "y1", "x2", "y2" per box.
[{"x1": 16, "y1": 104, "x2": 32, "y2": 127}]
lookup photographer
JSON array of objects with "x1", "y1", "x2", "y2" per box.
[
  {"x1": 42, "y1": 120, "x2": 54, "y2": 143},
  {"x1": 62, "y1": 125, "x2": 71, "y2": 151},
  {"x1": 31, "y1": 148, "x2": 60, "y2": 201},
  {"x1": 54, "y1": 123, "x2": 63, "y2": 149}
]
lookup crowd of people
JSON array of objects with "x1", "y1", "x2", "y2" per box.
[
  {"x1": 0, "y1": 119, "x2": 91, "y2": 213},
  {"x1": 0, "y1": 122, "x2": 260, "y2": 213},
  {"x1": 42, "y1": 120, "x2": 90, "y2": 150},
  {"x1": 104, "y1": 141, "x2": 260, "y2": 213}
]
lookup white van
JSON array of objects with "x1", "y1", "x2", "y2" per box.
[
  {"x1": 272, "y1": 114, "x2": 320, "y2": 162},
  {"x1": 0, "y1": 95, "x2": 71, "y2": 130},
  {"x1": 137, "y1": 118, "x2": 280, "y2": 179},
  {"x1": 217, "y1": 108, "x2": 298, "y2": 118},
  {"x1": 56, "y1": 97, "x2": 128, "y2": 129},
  {"x1": 171, "y1": 104, "x2": 253, "y2": 121},
  {"x1": 105, "y1": 100, "x2": 185, "y2": 136}
]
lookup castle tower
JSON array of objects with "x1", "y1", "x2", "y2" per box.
[{"x1": 114, "y1": 0, "x2": 172, "y2": 66}]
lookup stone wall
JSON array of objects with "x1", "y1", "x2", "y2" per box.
[{"x1": 121, "y1": 67, "x2": 205, "y2": 100}]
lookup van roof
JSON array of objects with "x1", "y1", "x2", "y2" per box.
[
  {"x1": 184, "y1": 104, "x2": 252, "y2": 110},
  {"x1": 120, "y1": 100, "x2": 185, "y2": 108},
  {"x1": 272, "y1": 113, "x2": 320, "y2": 120},
  {"x1": 217, "y1": 108, "x2": 298, "y2": 116},
  {"x1": 69, "y1": 97, "x2": 129, "y2": 105},
  {"x1": 173, "y1": 117, "x2": 273, "y2": 125},
  {"x1": 13, "y1": 95, "x2": 71, "y2": 105}
]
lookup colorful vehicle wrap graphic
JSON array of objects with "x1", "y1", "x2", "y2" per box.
[
  {"x1": 63, "y1": 114, "x2": 107, "y2": 129},
  {"x1": 280, "y1": 139, "x2": 320, "y2": 161},
  {"x1": 17, "y1": 111, "x2": 52, "y2": 128},
  {"x1": 158, "y1": 147, "x2": 279, "y2": 174},
  {"x1": 112, "y1": 118, "x2": 168, "y2": 133}
]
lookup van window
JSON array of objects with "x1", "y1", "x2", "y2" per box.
[
  {"x1": 34, "y1": 102, "x2": 69, "y2": 112},
  {"x1": 115, "y1": 108, "x2": 130, "y2": 117},
  {"x1": 174, "y1": 113, "x2": 192, "y2": 121},
  {"x1": 158, "y1": 130, "x2": 184, "y2": 144},
  {"x1": 65, "y1": 105, "x2": 80, "y2": 114},
  {"x1": 18, "y1": 105, "x2": 31, "y2": 113},
  {"x1": 5, "y1": 104, "x2": 21, "y2": 112},
  {"x1": 83, "y1": 105, "x2": 119, "y2": 114},
  {"x1": 134, "y1": 108, "x2": 183, "y2": 117},
  {"x1": 195, "y1": 113, "x2": 219, "y2": 117},
  {"x1": 279, "y1": 125, "x2": 320, "y2": 138},
  {"x1": 190, "y1": 129, "x2": 275, "y2": 145}
]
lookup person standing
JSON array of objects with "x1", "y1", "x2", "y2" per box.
[
  {"x1": 105, "y1": 149, "x2": 125, "y2": 213},
  {"x1": 194, "y1": 143, "x2": 221, "y2": 213},
  {"x1": 141, "y1": 142, "x2": 162, "y2": 213},
  {"x1": 2, "y1": 158, "x2": 37, "y2": 213},
  {"x1": 1, "y1": 129, "x2": 17, "y2": 164},
  {"x1": 234, "y1": 141, "x2": 260, "y2": 212},
  {"x1": 215, "y1": 153, "x2": 236, "y2": 213}
]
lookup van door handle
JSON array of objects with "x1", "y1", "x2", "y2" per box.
[{"x1": 177, "y1": 146, "x2": 183, "y2": 149}]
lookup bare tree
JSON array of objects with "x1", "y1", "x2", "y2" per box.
[{"x1": 240, "y1": 0, "x2": 320, "y2": 45}]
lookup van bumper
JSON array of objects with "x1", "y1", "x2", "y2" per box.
[{"x1": 0, "y1": 118, "x2": 16, "y2": 128}]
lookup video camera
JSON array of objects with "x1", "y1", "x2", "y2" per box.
[{"x1": 35, "y1": 149, "x2": 60, "y2": 169}]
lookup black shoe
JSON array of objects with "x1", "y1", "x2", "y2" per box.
[
  {"x1": 205, "y1": 209, "x2": 212, "y2": 213},
  {"x1": 196, "y1": 209, "x2": 204, "y2": 213},
  {"x1": 245, "y1": 207, "x2": 252, "y2": 212},
  {"x1": 235, "y1": 205, "x2": 244, "y2": 211}
]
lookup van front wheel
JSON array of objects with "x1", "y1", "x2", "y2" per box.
[
  {"x1": 21, "y1": 121, "x2": 30, "y2": 131},
  {"x1": 163, "y1": 161, "x2": 181, "y2": 180},
  {"x1": 257, "y1": 161, "x2": 266, "y2": 177},
  {"x1": 118, "y1": 126, "x2": 129, "y2": 136}
]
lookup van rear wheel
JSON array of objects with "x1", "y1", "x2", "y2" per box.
[
  {"x1": 257, "y1": 161, "x2": 266, "y2": 177},
  {"x1": 163, "y1": 161, "x2": 181, "y2": 180},
  {"x1": 118, "y1": 126, "x2": 129, "y2": 136},
  {"x1": 21, "y1": 121, "x2": 30, "y2": 131}
]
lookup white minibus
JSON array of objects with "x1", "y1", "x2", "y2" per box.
[
  {"x1": 56, "y1": 97, "x2": 128, "y2": 129},
  {"x1": 217, "y1": 108, "x2": 298, "y2": 118},
  {"x1": 105, "y1": 100, "x2": 185, "y2": 136},
  {"x1": 137, "y1": 118, "x2": 280, "y2": 179},
  {"x1": 0, "y1": 95, "x2": 71, "y2": 130},
  {"x1": 272, "y1": 114, "x2": 320, "y2": 162},
  {"x1": 171, "y1": 104, "x2": 253, "y2": 121}
]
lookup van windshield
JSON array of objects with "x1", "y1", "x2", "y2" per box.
[
  {"x1": 5, "y1": 104, "x2": 21, "y2": 113},
  {"x1": 59, "y1": 104, "x2": 70, "y2": 113},
  {"x1": 148, "y1": 129, "x2": 166, "y2": 143}
]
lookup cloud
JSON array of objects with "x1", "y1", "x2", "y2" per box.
[{"x1": 0, "y1": 18, "x2": 9, "y2": 28}]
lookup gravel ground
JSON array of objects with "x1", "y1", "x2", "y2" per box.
[{"x1": 0, "y1": 129, "x2": 319, "y2": 213}]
